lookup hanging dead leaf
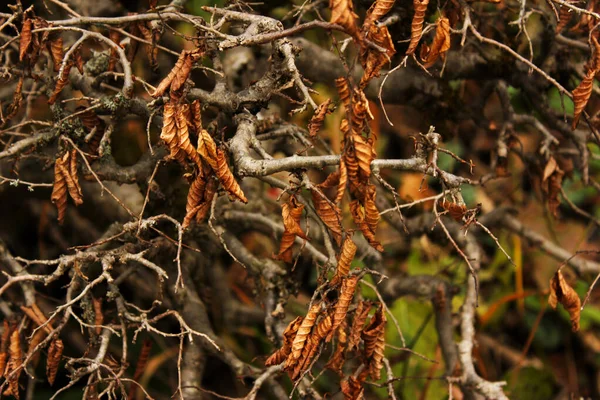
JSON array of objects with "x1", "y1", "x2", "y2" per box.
[
  {"x1": 160, "y1": 101, "x2": 187, "y2": 164},
  {"x1": 421, "y1": 16, "x2": 451, "y2": 67},
  {"x1": 360, "y1": 25, "x2": 396, "y2": 87},
  {"x1": 265, "y1": 316, "x2": 303, "y2": 366},
  {"x1": 290, "y1": 314, "x2": 333, "y2": 380},
  {"x1": 363, "y1": 0, "x2": 396, "y2": 31},
  {"x1": 48, "y1": 61, "x2": 74, "y2": 105},
  {"x1": 327, "y1": 275, "x2": 360, "y2": 342},
  {"x1": 19, "y1": 18, "x2": 33, "y2": 62},
  {"x1": 440, "y1": 198, "x2": 467, "y2": 222},
  {"x1": 332, "y1": 237, "x2": 357, "y2": 285},
  {"x1": 51, "y1": 153, "x2": 69, "y2": 224},
  {"x1": 556, "y1": 1, "x2": 574, "y2": 33},
  {"x1": 350, "y1": 199, "x2": 383, "y2": 251},
  {"x1": 286, "y1": 303, "x2": 321, "y2": 368},
  {"x1": 46, "y1": 339, "x2": 63, "y2": 386},
  {"x1": 6, "y1": 329, "x2": 22, "y2": 399},
  {"x1": 5, "y1": 77, "x2": 24, "y2": 121},
  {"x1": 48, "y1": 35, "x2": 64, "y2": 72},
  {"x1": 308, "y1": 99, "x2": 333, "y2": 138},
  {"x1": 361, "y1": 305, "x2": 386, "y2": 380},
  {"x1": 335, "y1": 159, "x2": 348, "y2": 204},
  {"x1": 542, "y1": 166, "x2": 564, "y2": 217},
  {"x1": 215, "y1": 149, "x2": 248, "y2": 203},
  {"x1": 137, "y1": 22, "x2": 159, "y2": 72},
  {"x1": 407, "y1": 0, "x2": 430, "y2": 55},
  {"x1": 92, "y1": 297, "x2": 103, "y2": 336},
  {"x1": 197, "y1": 129, "x2": 218, "y2": 171},
  {"x1": 549, "y1": 270, "x2": 581, "y2": 331},
  {"x1": 324, "y1": 319, "x2": 348, "y2": 375},
  {"x1": 275, "y1": 195, "x2": 309, "y2": 263},
  {"x1": 176, "y1": 103, "x2": 201, "y2": 166},
  {"x1": 127, "y1": 339, "x2": 152, "y2": 399},
  {"x1": 329, "y1": 0, "x2": 361, "y2": 43},
  {"x1": 151, "y1": 49, "x2": 203, "y2": 98},
  {"x1": 311, "y1": 187, "x2": 343, "y2": 245},
  {"x1": 0, "y1": 320, "x2": 10, "y2": 378},
  {"x1": 571, "y1": 69, "x2": 595, "y2": 130},
  {"x1": 341, "y1": 375, "x2": 365, "y2": 399},
  {"x1": 107, "y1": 30, "x2": 121, "y2": 72},
  {"x1": 348, "y1": 301, "x2": 372, "y2": 352}
]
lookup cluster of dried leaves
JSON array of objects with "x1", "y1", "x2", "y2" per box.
[
  {"x1": 152, "y1": 49, "x2": 247, "y2": 228},
  {"x1": 0, "y1": 305, "x2": 63, "y2": 399},
  {"x1": 267, "y1": 237, "x2": 387, "y2": 396}
]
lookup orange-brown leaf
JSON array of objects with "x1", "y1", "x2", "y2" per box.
[
  {"x1": 351, "y1": 133, "x2": 374, "y2": 181},
  {"x1": 556, "y1": 2, "x2": 574, "y2": 33},
  {"x1": 360, "y1": 25, "x2": 396, "y2": 87},
  {"x1": 327, "y1": 275, "x2": 360, "y2": 342},
  {"x1": 363, "y1": 0, "x2": 396, "y2": 31},
  {"x1": 265, "y1": 316, "x2": 303, "y2": 366},
  {"x1": 5, "y1": 77, "x2": 24, "y2": 121},
  {"x1": 7, "y1": 329, "x2": 22, "y2": 399},
  {"x1": 308, "y1": 99, "x2": 333, "y2": 138},
  {"x1": 48, "y1": 62, "x2": 73, "y2": 105},
  {"x1": 341, "y1": 375, "x2": 364, "y2": 399},
  {"x1": 176, "y1": 104, "x2": 201, "y2": 165},
  {"x1": 549, "y1": 270, "x2": 581, "y2": 331},
  {"x1": 421, "y1": 16, "x2": 451, "y2": 67},
  {"x1": 348, "y1": 301, "x2": 372, "y2": 351},
  {"x1": 160, "y1": 101, "x2": 187, "y2": 164},
  {"x1": 127, "y1": 339, "x2": 152, "y2": 399},
  {"x1": 19, "y1": 18, "x2": 33, "y2": 62},
  {"x1": 215, "y1": 149, "x2": 247, "y2": 203},
  {"x1": 407, "y1": 0, "x2": 430, "y2": 55},
  {"x1": 107, "y1": 30, "x2": 121, "y2": 72},
  {"x1": 311, "y1": 187, "x2": 343, "y2": 245},
  {"x1": 197, "y1": 129, "x2": 218, "y2": 171},
  {"x1": 572, "y1": 69, "x2": 595, "y2": 130},
  {"x1": 324, "y1": 319, "x2": 348, "y2": 375},
  {"x1": 286, "y1": 303, "x2": 321, "y2": 367},
  {"x1": 362, "y1": 306, "x2": 386, "y2": 380},
  {"x1": 48, "y1": 36, "x2": 64, "y2": 72},
  {"x1": 331, "y1": 237, "x2": 357, "y2": 285},
  {"x1": 46, "y1": 339, "x2": 63, "y2": 386},
  {"x1": 0, "y1": 321, "x2": 11, "y2": 378},
  {"x1": 51, "y1": 154, "x2": 69, "y2": 224},
  {"x1": 291, "y1": 314, "x2": 332, "y2": 380},
  {"x1": 151, "y1": 49, "x2": 202, "y2": 98},
  {"x1": 335, "y1": 159, "x2": 348, "y2": 204},
  {"x1": 330, "y1": 0, "x2": 361, "y2": 42},
  {"x1": 350, "y1": 199, "x2": 383, "y2": 252},
  {"x1": 276, "y1": 196, "x2": 309, "y2": 263}
]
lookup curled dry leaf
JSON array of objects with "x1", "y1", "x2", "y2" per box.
[
  {"x1": 351, "y1": 133, "x2": 373, "y2": 180},
  {"x1": 335, "y1": 159, "x2": 348, "y2": 204},
  {"x1": 46, "y1": 339, "x2": 63, "y2": 386},
  {"x1": 160, "y1": 101, "x2": 187, "y2": 164},
  {"x1": 549, "y1": 270, "x2": 581, "y2": 331},
  {"x1": 361, "y1": 305, "x2": 386, "y2": 380},
  {"x1": 48, "y1": 61, "x2": 73, "y2": 105},
  {"x1": 571, "y1": 69, "x2": 595, "y2": 130},
  {"x1": 128, "y1": 339, "x2": 152, "y2": 399},
  {"x1": 5, "y1": 77, "x2": 24, "y2": 122},
  {"x1": 19, "y1": 18, "x2": 33, "y2": 62},
  {"x1": 336, "y1": 77, "x2": 352, "y2": 113},
  {"x1": 286, "y1": 303, "x2": 321, "y2": 368},
  {"x1": 440, "y1": 198, "x2": 467, "y2": 222},
  {"x1": 407, "y1": 0, "x2": 431, "y2": 55},
  {"x1": 331, "y1": 237, "x2": 357, "y2": 285},
  {"x1": 311, "y1": 187, "x2": 343, "y2": 245},
  {"x1": 265, "y1": 316, "x2": 303, "y2": 366},
  {"x1": 308, "y1": 99, "x2": 333, "y2": 138},
  {"x1": 0, "y1": 320, "x2": 10, "y2": 378},
  {"x1": 137, "y1": 22, "x2": 159, "y2": 72},
  {"x1": 51, "y1": 153, "x2": 69, "y2": 224},
  {"x1": 215, "y1": 149, "x2": 248, "y2": 203},
  {"x1": 421, "y1": 16, "x2": 451, "y2": 67},
  {"x1": 7, "y1": 329, "x2": 22, "y2": 399},
  {"x1": 48, "y1": 35, "x2": 64, "y2": 72},
  {"x1": 275, "y1": 195, "x2": 309, "y2": 263},
  {"x1": 175, "y1": 103, "x2": 201, "y2": 166},
  {"x1": 341, "y1": 375, "x2": 365, "y2": 399},
  {"x1": 363, "y1": 0, "x2": 396, "y2": 31},
  {"x1": 151, "y1": 49, "x2": 203, "y2": 98},
  {"x1": 541, "y1": 163, "x2": 564, "y2": 217},
  {"x1": 126, "y1": 22, "x2": 141, "y2": 63},
  {"x1": 197, "y1": 129, "x2": 218, "y2": 171},
  {"x1": 327, "y1": 275, "x2": 360, "y2": 342},
  {"x1": 291, "y1": 314, "x2": 333, "y2": 380},
  {"x1": 556, "y1": 1, "x2": 574, "y2": 33},
  {"x1": 360, "y1": 25, "x2": 396, "y2": 87},
  {"x1": 350, "y1": 199, "x2": 383, "y2": 252},
  {"x1": 348, "y1": 301, "x2": 372, "y2": 352},
  {"x1": 329, "y1": 0, "x2": 361, "y2": 43},
  {"x1": 92, "y1": 297, "x2": 104, "y2": 336},
  {"x1": 324, "y1": 319, "x2": 347, "y2": 375}
]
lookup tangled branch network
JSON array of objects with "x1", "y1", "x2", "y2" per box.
[{"x1": 0, "y1": 0, "x2": 599, "y2": 399}]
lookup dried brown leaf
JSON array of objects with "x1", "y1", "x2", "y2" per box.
[
  {"x1": 127, "y1": 339, "x2": 152, "y2": 399},
  {"x1": 286, "y1": 303, "x2": 321, "y2": 367},
  {"x1": 5, "y1": 77, "x2": 23, "y2": 121},
  {"x1": 215, "y1": 149, "x2": 247, "y2": 203},
  {"x1": 308, "y1": 99, "x2": 333, "y2": 138},
  {"x1": 48, "y1": 36, "x2": 64, "y2": 72},
  {"x1": 363, "y1": 0, "x2": 396, "y2": 31},
  {"x1": 276, "y1": 196, "x2": 309, "y2": 263},
  {"x1": 19, "y1": 18, "x2": 33, "y2": 62},
  {"x1": 324, "y1": 319, "x2": 348, "y2": 375},
  {"x1": 51, "y1": 153, "x2": 69, "y2": 224},
  {"x1": 176, "y1": 104, "x2": 201, "y2": 166},
  {"x1": 556, "y1": 1, "x2": 574, "y2": 33},
  {"x1": 291, "y1": 314, "x2": 333, "y2": 380},
  {"x1": 335, "y1": 159, "x2": 348, "y2": 204},
  {"x1": 151, "y1": 49, "x2": 202, "y2": 98},
  {"x1": 327, "y1": 275, "x2": 360, "y2": 342},
  {"x1": 311, "y1": 187, "x2": 343, "y2": 245},
  {"x1": 407, "y1": 0, "x2": 430, "y2": 55},
  {"x1": 265, "y1": 316, "x2": 303, "y2": 366},
  {"x1": 360, "y1": 25, "x2": 396, "y2": 87},
  {"x1": 330, "y1": 0, "x2": 361, "y2": 42},
  {"x1": 7, "y1": 329, "x2": 22, "y2": 399},
  {"x1": 46, "y1": 339, "x2": 63, "y2": 386},
  {"x1": 361, "y1": 306, "x2": 386, "y2": 380},
  {"x1": 331, "y1": 237, "x2": 357, "y2": 286},
  {"x1": 0, "y1": 320, "x2": 11, "y2": 378},
  {"x1": 107, "y1": 30, "x2": 121, "y2": 72},
  {"x1": 421, "y1": 16, "x2": 451, "y2": 67},
  {"x1": 197, "y1": 129, "x2": 218, "y2": 171},
  {"x1": 348, "y1": 301, "x2": 372, "y2": 352},
  {"x1": 341, "y1": 375, "x2": 365, "y2": 399},
  {"x1": 571, "y1": 69, "x2": 595, "y2": 130},
  {"x1": 549, "y1": 270, "x2": 581, "y2": 331},
  {"x1": 160, "y1": 101, "x2": 187, "y2": 164},
  {"x1": 92, "y1": 297, "x2": 103, "y2": 336},
  {"x1": 350, "y1": 199, "x2": 384, "y2": 251},
  {"x1": 48, "y1": 61, "x2": 73, "y2": 105}
]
